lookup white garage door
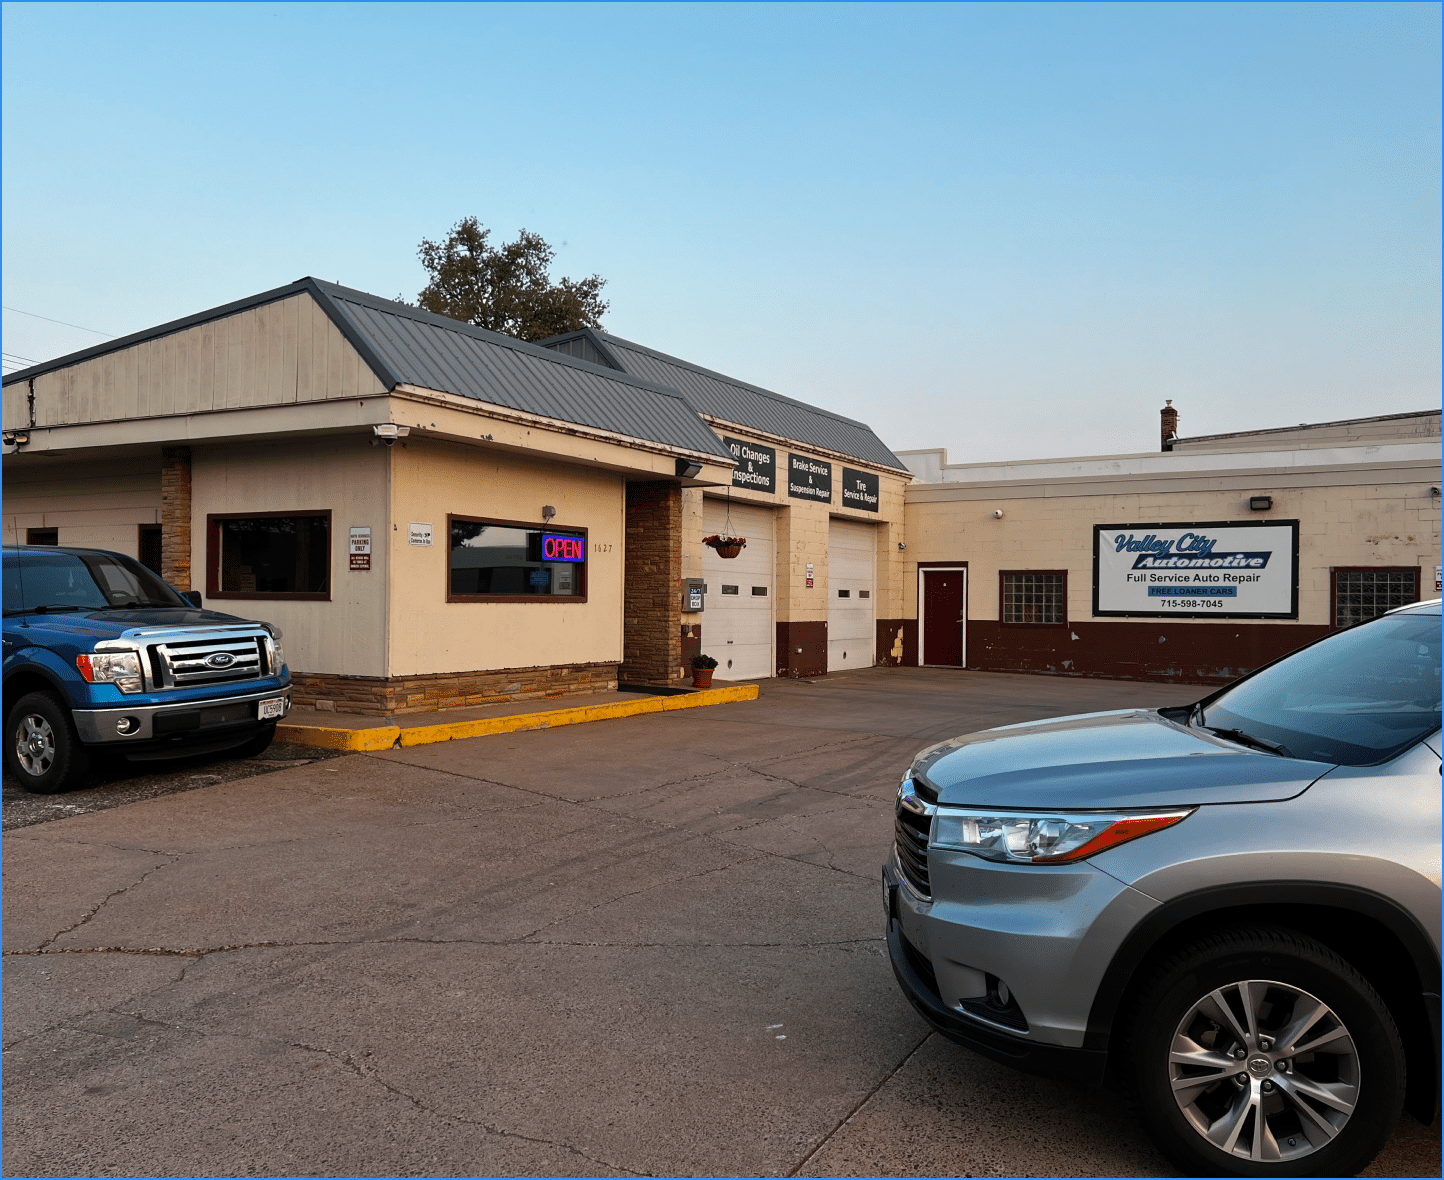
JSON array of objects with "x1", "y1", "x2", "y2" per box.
[
  {"x1": 828, "y1": 518, "x2": 876, "y2": 672},
  {"x1": 702, "y1": 498, "x2": 775, "y2": 681}
]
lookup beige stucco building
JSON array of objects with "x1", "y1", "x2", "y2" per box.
[
  {"x1": 897, "y1": 407, "x2": 1442, "y2": 683},
  {"x1": 2, "y1": 280, "x2": 913, "y2": 714}
]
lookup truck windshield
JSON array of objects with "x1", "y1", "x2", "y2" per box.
[
  {"x1": 5, "y1": 551, "x2": 186, "y2": 614},
  {"x1": 1201, "y1": 609, "x2": 1442, "y2": 766}
]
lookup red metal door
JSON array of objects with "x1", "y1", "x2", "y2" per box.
[{"x1": 922, "y1": 569, "x2": 966, "y2": 666}]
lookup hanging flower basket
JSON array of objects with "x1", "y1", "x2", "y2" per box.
[{"x1": 703, "y1": 534, "x2": 747, "y2": 559}]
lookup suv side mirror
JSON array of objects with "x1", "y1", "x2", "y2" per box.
[{"x1": 181, "y1": 591, "x2": 203, "y2": 608}]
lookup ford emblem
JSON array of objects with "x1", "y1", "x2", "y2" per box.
[{"x1": 205, "y1": 652, "x2": 236, "y2": 669}]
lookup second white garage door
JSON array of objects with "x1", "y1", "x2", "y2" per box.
[
  {"x1": 702, "y1": 498, "x2": 775, "y2": 680},
  {"x1": 828, "y1": 518, "x2": 876, "y2": 672}
]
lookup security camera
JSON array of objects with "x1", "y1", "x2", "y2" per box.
[
  {"x1": 373, "y1": 424, "x2": 411, "y2": 446},
  {"x1": 992, "y1": 509, "x2": 1004, "y2": 519}
]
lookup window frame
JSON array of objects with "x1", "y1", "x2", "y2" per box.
[
  {"x1": 1329, "y1": 566, "x2": 1419, "y2": 631},
  {"x1": 206, "y1": 509, "x2": 333, "y2": 601},
  {"x1": 998, "y1": 569, "x2": 1069, "y2": 628},
  {"x1": 445, "y1": 513, "x2": 589, "y2": 604}
]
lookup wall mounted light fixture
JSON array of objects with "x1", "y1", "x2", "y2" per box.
[
  {"x1": 542, "y1": 505, "x2": 557, "y2": 523},
  {"x1": 1249, "y1": 496, "x2": 1273, "y2": 511}
]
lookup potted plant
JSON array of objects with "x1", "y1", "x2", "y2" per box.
[
  {"x1": 690, "y1": 653, "x2": 719, "y2": 688},
  {"x1": 702, "y1": 534, "x2": 746, "y2": 559}
]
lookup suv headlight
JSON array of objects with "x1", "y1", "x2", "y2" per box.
[
  {"x1": 76, "y1": 651, "x2": 144, "y2": 694},
  {"x1": 931, "y1": 806, "x2": 1194, "y2": 864}
]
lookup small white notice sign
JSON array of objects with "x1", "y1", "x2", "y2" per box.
[{"x1": 408, "y1": 522, "x2": 433, "y2": 547}]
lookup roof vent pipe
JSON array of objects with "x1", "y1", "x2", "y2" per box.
[{"x1": 1161, "y1": 400, "x2": 1178, "y2": 451}]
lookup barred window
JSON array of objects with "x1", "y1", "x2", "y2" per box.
[
  {"x1": 1333, "y1": 568, "x2": 1418, "y2": 629},
  {"x1": 1001, "y1": 571, "x2": 1066, "y2": 625}
]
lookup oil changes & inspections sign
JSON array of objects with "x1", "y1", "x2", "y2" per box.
[{"x1": 1093, "y1": 520, "x2": 1299, "y2": 619}]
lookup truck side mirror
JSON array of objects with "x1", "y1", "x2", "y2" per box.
[{"x1": 181, "y1": 591, "x2": 203, "y2": 608}]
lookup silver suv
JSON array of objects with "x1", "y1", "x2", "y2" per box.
[{"x1": 885, "y1": 599, "x2": 1440, "y2": 1177}]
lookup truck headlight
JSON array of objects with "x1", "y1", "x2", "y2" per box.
[
  {"x1": 931, "y1": 807, "x2": 1194, "y2": 864},
  {"x1": 75, "y1": 651, "x2": 144, "y2": 694}
]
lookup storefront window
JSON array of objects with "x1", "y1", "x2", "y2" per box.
[
  {"x1": 448, "y1": 516, "x2": 587, "y2": 601},
  {"x1": 207, "y1": 512, "x2": 331, "y2": 599},
  {"x1": 1000, "y1": 571, "x2": 1066, "y2": 625}
]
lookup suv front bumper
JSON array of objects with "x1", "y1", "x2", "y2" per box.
[
  {"x1": 72, "y1": 686, "x2": 291, "y2": 745},
  {"x1": 884, "y1": 862, "x2": 1108, "y2": 1084}
]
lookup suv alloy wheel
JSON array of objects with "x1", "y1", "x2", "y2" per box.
[{"x1": 1130, "y1": 926, "x2": 1405, "y2": 1177}]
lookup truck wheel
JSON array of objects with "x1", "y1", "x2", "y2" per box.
[
  {"x1": 233, "y1": 724, "x2": 277, "y2": 759},
  {"x1": 1129, "y1": 926, "x2": 1403, "y2": 1177},
  {"x1": 5, "y1": 692, "x2": 92, "y2": 794}
]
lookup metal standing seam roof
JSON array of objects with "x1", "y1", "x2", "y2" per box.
[
  {"x1": 2, "y1": 278, "x2": 736, "y2": 464},
  {"x1": 539, "y1": 327, "x2": 908, "y2": 472},
  {"x1": 307, "y1": 282, "x2": 735, "y2": 461}
]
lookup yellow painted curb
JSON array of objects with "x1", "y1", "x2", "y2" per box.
[
  {"x1": 277, "y1": 683, "x2": 759, "y2": 752},
  {"x1": 273, "y1": 723, "x2": 402, "y2": 752}
]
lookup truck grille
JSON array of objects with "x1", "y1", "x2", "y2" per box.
[
  {"x1": 894, "y1": 773, "x2": 937, "y2": 897},
  {"x1": 150, "y1": 634, "x2": 265, "y2": 688}
]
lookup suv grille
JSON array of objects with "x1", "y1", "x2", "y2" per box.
[
  {"x1": 150, "y1": 635, "x2": 265, "y2": 688},
  {"x1": 894, "y1": 773, "x2": 937, "y2": 897}
]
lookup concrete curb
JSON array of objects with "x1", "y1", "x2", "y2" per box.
[{"x1": 277, "y1": 683, "x2": 760, "y2": 752}]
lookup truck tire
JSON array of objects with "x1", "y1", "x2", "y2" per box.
[
  {"x1": 5, "y1": 692, "x2": 92, "y2": 794},
  {"x1": 233, "y1": 724, "x2": 277, "y2": 759}
]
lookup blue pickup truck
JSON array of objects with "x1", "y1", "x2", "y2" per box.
[{"x1": 3, "y1": 545, "x2": 292, "y2": 793}]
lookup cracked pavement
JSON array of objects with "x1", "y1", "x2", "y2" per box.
[{"x1": 3, "y1": 667, "x2": 1436, "y2": 1177}]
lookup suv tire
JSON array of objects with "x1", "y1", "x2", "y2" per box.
[
  {"x1": 1129, "y1": 926, "x2": 1404, "y2": 1177},
  {"x1": 5, "y1": 691, "x2": 91, "y2": 794}
]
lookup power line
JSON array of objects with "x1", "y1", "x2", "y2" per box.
[
  {"x1": 3, "y1": 351, "x2": 40, "y2": 366},
  {"x1": 2, "y1": 306, "x2": 114, "y2": 337}
]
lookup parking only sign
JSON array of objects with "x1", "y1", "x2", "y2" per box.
[
  {"x1": 349, "y1": 527, "x2": 371, "y2": 572},
  {"x1": 1093, "y1": 520, "x2": 1299, "y2": 619}
]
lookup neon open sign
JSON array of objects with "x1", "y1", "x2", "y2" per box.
[{"x1": 541, "y1": 533, "x2": 585, "y2": 563}]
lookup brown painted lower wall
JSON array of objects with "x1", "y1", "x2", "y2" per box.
[
  {"x1": 875, "y1": 618, "x2": 916, "y2": 667},
  {"x1": 291, "y1": 661, "x2": 619, "y2": 716},
  {"x1": 680, "y1": 623, "x2": 702, "y2": 670},
  {"x1": 777, "y1": 621, "x2": 828, "y2": 678},
  {"x1": 963, "y1": 621, "x2": 1331, "y2": 685}
]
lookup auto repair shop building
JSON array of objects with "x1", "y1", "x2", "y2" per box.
[
  {"x1": 1, "y1": 279, "x2": 912, "y2": 714},
  {"x1": 897, "y1": 407, "x2": 1442, "y2": 684}
]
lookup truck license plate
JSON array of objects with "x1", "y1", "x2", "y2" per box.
[{"x1": 258, "y1": 697, "x2": 286, "y2": 721}]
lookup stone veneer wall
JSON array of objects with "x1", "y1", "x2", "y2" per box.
[
  {"x1": 291, "y1": 661, "x2": 619, "y2": 716},
  {"x1": 621, "y1": 481, "x2": 682, "y2": 682},
  {"x1": 161, "y1": 445, "x2": 192, "y2": 591}
]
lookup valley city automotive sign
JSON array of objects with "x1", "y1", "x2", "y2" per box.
[{"x1": 1093, "y1": 520, "x2": 1299, "y2": 619}]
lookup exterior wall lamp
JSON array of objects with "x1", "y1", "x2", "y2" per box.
[
  {"x1": 1249, "y1": 496, "x2": 1273, "y2": 511},
  {"x1": 675, "y1": 458, "x2": 703, "y2": 479},
  {"x1": 542, "y1": 505, "x2": 557, "y2": 523}
]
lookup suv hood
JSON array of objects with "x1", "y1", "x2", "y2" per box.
[
  {"x1": 916, "y1": 709, "x2": 1336, "y2": 810},
  {"x1": 11, "y1": 607, "x2": 263, "y2": 642}
]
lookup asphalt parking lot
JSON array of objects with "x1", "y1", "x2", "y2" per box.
[{"x1": 3, "y1": 667, "x2": 1437, "y2": 1177}]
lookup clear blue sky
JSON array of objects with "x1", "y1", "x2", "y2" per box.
[{"x1": 3, "y1": 2, "x2": 1439, "y2": 461}]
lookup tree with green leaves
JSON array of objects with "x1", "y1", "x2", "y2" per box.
[{"x1": 414, "y1": 217, "x2": 608, "y2": 342}]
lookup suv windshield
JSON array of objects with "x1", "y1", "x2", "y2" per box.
[
  {"x1": 3, "y1": 550, "x2": 186, "y2": 614},
  {"x1": 1201, "y1": 609, "x2": 1442, "y2": 766}
]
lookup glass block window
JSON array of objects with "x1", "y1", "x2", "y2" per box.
[
  {"x1": 1001, "y1": 572, "x2": 1066, "y2": 624},
  {"x1": 1334, "y1": 569, "x2": 1418, "y2": 629}
]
